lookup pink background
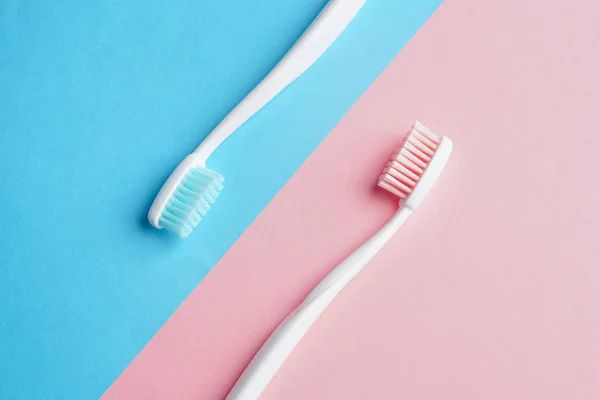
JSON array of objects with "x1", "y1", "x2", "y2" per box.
[{"x1": 104, "y1": 0, "x2": 600, "y2": 398}]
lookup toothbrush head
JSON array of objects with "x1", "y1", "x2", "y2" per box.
[
  {"x1": 378, "y1": 121, "x2": 452, "y2": 209},
  {"x1": 148, "y1": 155, "x2": 224, "y2": 238}
]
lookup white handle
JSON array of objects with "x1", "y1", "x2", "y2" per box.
[
  {"x1": 194, "y1": 0, "x2": 367, "y2": 162},
  {"x1": 226, "y1": 206, "x2": 411, "y2": 400}
]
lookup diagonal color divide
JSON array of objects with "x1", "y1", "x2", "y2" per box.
[
  {"x1": 105, "y1": 0, "x2": 600, "y2": 398},
  {"x1": 0, "y1": 0, "x2": 442, "y2": 398}
]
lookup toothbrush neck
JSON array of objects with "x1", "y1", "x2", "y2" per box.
[
  {"x1": 193, "y1": 119, "x2": 233, "y2": 163},
  {"x1": 193, "y1": 76, "x2": 282, "y2": 163},
  {"x1": 370, "y1": 205, "x2": 413, "y2": 251},
  {"x1": 300, "y1": 205, "x2": 413, "y2": 306}
]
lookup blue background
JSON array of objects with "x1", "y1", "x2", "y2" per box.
[{"x1": 0, "y1": 0, "x2": 441, "y2": 398}]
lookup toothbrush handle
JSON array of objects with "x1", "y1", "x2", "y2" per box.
[
  {"x1": 226, "y1": 206, "x2": 412, "y2": 400},
  {"x1": 194, "y1": 0, "x2": 367, "y2": 161}
]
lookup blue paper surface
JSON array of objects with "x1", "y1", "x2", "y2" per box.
[{"x1": 0, "y1": 0, "x2": 441, "y2": 398}]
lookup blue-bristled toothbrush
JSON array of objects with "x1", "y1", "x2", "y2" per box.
[
  {"x1": 225, "y1": 122, "x2": 453, "y2": 400},
  {"x1": 148, "y1": 0, "x2": 368, "y2": 238}
]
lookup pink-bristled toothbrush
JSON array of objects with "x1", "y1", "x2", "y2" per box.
[{"x1": 226, "y1": 121, "x2": 453, "y2": 400}]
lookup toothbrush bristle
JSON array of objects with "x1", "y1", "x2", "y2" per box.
[
  {"x1": 378, "y1": 121, "x2": 441, "y2": 199},
  {"x1": 158, "y1": 166, "x2": 224, "y2": 238}
]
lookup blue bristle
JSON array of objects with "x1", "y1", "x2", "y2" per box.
[{"x1": 158, "y1": 166, "x2": 224, "y2": 238}]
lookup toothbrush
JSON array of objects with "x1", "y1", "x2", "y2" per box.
[
  {"x1": 148, "y1": 0, "x2": 367, "y2": 238},
  {"x1": 226, "y1": 121, "x2": 453, "y2": 400}
]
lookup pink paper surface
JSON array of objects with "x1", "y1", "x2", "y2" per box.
[{"x1": 104, "y1": 0, "x2": 600, "y2": 398}]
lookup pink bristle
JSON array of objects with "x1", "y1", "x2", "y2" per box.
[{"x1": 377, "y1": 122, "x2": 440, "y2": 199}]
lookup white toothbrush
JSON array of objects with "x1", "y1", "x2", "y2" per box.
[
  {"x1": 148, "y1": 0, "x2": 368, "y2": 238},
  {"x1": 226, "y1": 122, "x2": 453, "y2": 400}
]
